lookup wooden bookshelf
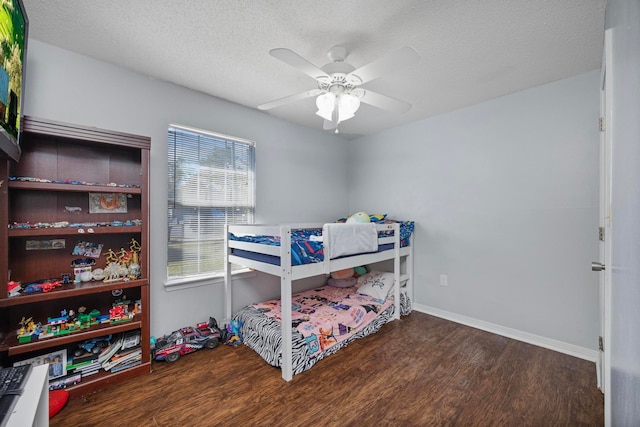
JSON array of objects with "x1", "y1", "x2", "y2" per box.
[{"x1": 0, "y1": 116, "x2": 151, "y2": 396}]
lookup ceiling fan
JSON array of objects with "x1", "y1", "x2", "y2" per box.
[{"x1": 257, "y1": 45, "x2": 420, "y2": 133}]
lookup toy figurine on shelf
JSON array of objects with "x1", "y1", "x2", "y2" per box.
[
  {"x1": 17, "y1": 317, "x2": 38, "y2": 343},
  {"x1": 103, "y1": 249, "x2": 125, "y2": 283},
  {"x1": 109, "y1": 296, "x2": 135, "y2": 324},
  {"x1": 7, "y1": 281, "x2": 21, "y2": 297},
  {"x1": 127, "y1": 238, "x2": 141, "y2": 279},
  {"x1": 17, "y1": 316, "x2": 33, "y2": 336},
  {"x1": 101, "y1": 238, "x2": 142, "y2": 283}
]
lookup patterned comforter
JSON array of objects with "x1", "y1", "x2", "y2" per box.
[{"x1": 234, "y1": 285, "x2": 412, "y2": 376}]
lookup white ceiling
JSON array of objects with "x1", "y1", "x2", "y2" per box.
[{"x1": 22, "y1": 0, "x2": 606, "y2": 138}]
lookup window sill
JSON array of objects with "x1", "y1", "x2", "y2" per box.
[{"x1": 164, "y1": 268, "x2": 256, "y2": 291}]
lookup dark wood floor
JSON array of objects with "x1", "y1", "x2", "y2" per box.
[{"x1": 50, "y1": 312, "x2": 603, "y2": 426}]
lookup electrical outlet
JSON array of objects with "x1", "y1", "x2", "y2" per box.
[{"x1": 440, "y1": 274, "x2": 448, "y2": 286}]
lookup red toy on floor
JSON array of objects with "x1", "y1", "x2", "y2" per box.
[{"x1": 49, "y1": 389, "x2": 69, "y2": 418}]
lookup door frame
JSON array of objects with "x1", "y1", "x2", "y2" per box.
[{"x1": 598, "y1": 28, "x2": 613, "y2": 422}]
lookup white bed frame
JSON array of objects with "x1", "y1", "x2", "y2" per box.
[{"x1": 224, "y1": 222, "x2": 413, "y2": 381}]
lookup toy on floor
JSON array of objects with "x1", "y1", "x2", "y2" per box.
[
  {"x1": 225, "y1": 319, "x2": 243, "y2": 346},
  {"x1": 49, "y1": 389, "x2": 69, "y2": 418},
  {"x1": 152, "y1": 317, "x2": 222, "y2": 363}
]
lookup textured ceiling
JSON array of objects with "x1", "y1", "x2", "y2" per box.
[{"x1": 22, "y1": 0, "x2": 606, "y2": 138}]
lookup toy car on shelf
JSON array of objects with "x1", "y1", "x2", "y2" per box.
[
  {"x1": 74, "y1": 334, "x2": 112, "y2": 357},
  {"x1": 152, "y1": 317, "x2": 222, "y2": 363},
  {"x1": 22, "y1": 279, "x2": 62, "y2": 294}
]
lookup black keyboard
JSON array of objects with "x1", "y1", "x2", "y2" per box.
[
  {"x1": 0, "y1": 365, "x2": 31, "y2": 397},
  {"x1": 0, "y1": 364, "x2": 32, "y2": 427}
]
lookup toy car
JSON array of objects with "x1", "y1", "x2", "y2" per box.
[
  {"x1": 23, "y1": 279, "x2": 62, "y2": 294},
  {"x1": 74, "y1": 335, "x2": 112, "y2": 357},
  {"x1": 152, "y1": 317, "x2": 222, "y2": 363}
]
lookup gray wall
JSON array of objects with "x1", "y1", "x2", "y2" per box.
[
  {"x1": 23, "y1": 40, "x2": 351, "y2": 336},
  {"x1": 24, "y1": 39, "x2": 601, "y2": 356},
  {"x1": 605, "y1": 0, "x2": 640, "y2": 424},
  {"x1": 348, "y1": 71, "x2": 601, "y2": 351}
]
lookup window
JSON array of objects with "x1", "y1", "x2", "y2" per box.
[{"x1": 167, "y1": 125, "x2": 255, "y2": 281}]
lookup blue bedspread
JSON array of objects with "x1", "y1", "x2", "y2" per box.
[
  {"x1": 229, "y1": 219, "x2": 414, "y2": 266},
  {"x1": 230, "y1": 228, "x2": 324, "y2": 265}
]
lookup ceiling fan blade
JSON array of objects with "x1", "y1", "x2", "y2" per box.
[
  {"x1": 269, "y1": 48, "x2": 330, "y2": 81},
  {"x1": 359, "y1": 89, "x2": 412, "y2": 114},
  {"x1": 257, "y1": 89, "x2": 322, "y2": 110},
  {"x1": 348, "y1": 46, "x2": 419, "y2": 85}
]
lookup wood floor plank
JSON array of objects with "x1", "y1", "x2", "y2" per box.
[{"x1": 49, "y1": 312, "x2": 603, "y2": 426}]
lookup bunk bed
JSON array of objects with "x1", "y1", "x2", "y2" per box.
[{"x1": 224, "y1": 220, "x2": 414, "y2": 381}]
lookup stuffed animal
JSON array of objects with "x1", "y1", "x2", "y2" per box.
[
  {"x1": 331, "y1": 268, "x2": 354, "y2": 280},
  {"x1": 328, "y1": 266, "x2": 369, "y2": 287},
  {"x1": 354, "y1": 266, "x2": 367, "y2": 277},
  {"x1": 346, "y1": 211, "x2": 370, "y2": 223}
]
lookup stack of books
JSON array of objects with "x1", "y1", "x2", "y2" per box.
[
  {"x1": 102, "y1": 330, "x2": 142, "y2": 373},
  {"x1": 64, "y1": 330, "x2": 142, "y2": 381},
  {"x1": 39, "y1": 330, "x2": 144, "y2": 391},
  {"x1": 67, "y1": 355, "x2": 101, "y2": 378}
]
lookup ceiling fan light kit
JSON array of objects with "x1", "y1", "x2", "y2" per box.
[
  {"x1": 259, "y1": 45, "x2": 420, "y2": 133},
  {"x1": 315, "y1": 91, "x2": 361, "y2": 123}
]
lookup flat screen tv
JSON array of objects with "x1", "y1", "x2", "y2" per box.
[{"x1": 0, "y1": 0, "x2": 27, "y2": 162}]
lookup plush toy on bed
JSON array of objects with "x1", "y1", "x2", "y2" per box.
[
  {"x1": 328, "y1": 268, "x2": 356, "y2": 287},
  {"x1": 346, "y1": 211, "x2": 371, "y2": 223},
  {"x1": 331, "y1": 268, "x2": 354, "y2": 280},
  {"x1": 354, "y1": 266, "x2": 367, "y2": 276},
  {"x1": 327, "y1": 266, "x2": 367, "y2": 287}
]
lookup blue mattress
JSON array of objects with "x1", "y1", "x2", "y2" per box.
[{"x1": 232, "y1": 243, "x2": 396, "y2": 266}]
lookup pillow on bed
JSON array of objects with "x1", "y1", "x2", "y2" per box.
[{"x1": 357, "y1": 271, "x2": 395, "y2": 300}]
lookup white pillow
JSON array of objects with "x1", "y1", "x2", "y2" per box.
[{"x1": 357, "y1": 271, "x2": 395, "y2": 300}]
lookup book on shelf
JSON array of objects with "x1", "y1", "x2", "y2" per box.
[
  {"x1": 80, "y1": 368, "x2": 101, "y2": 378},
  {"x1": 70, "y1": 351, "x2": 99, "y2": 365},
  {"x1": 102, "y1": 346, "x2": 142, "y2": 371},
  {"x1": 110, "y1": 356, "x2": 142, "y2": 373},
  {"x1": 74, "y1": 359, "x2": 102, "y2": 373},
  {"x1": 66, "y1": 358, "x2": 97, "y2": 371},
  {"x1": 121, "y1": 330, "x2": 141, "y2": 351},
  {"x1": 98, "y1": 333, "x2": 124, "y2": 364}
]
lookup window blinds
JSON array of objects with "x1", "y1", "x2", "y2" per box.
[{"x1": 167, "y1": 125, "x2": 255, "y2": 279}]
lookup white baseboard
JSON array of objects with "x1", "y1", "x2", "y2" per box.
[{"x1": 413, "y1": 303, "x2": 599, "y2": 362}]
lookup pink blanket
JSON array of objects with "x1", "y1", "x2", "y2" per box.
[{"x1": 251, "y1": 286, "x2": 393, "y2": 358}]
